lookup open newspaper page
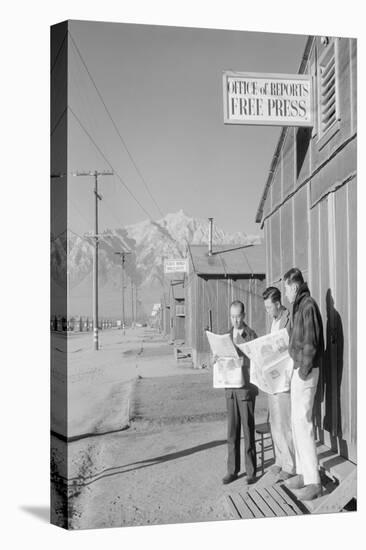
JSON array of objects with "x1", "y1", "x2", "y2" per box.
[
  {"x1": 205, "y1": 331, "x2": 243, "y2": 388},
  {"x1": 237, "y1": 328, "x2": 293, "y2": 394}
]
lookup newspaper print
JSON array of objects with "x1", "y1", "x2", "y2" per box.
[{"x1": 238, "y1": 328, "x2": 293, "y2": 394}]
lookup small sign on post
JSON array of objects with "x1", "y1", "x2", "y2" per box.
[
  {"x1": 164, "y1": 259, "x2": 188, "y2": 274},
  {"x1": 223, "y1": 71, "x2": 313, "y2": 127}
]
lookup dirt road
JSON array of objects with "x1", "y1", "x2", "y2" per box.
[{"x1": 52, "y1": 328, "x2": 270, "y2": 529}]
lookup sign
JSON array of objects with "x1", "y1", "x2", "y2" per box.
[
  {"x1": 164, "y1": 258, "x2": 188, "y2": 274},
  {"x1": 223, "y1": 71, "x2": 313, "y2": 127}
]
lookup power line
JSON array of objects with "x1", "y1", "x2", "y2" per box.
[
  {"x1": 68, "y1": 105, "x2": 154, "y2": 220},
  {"x1": 68, "y1": 64, "x2": 128, "y2": 231},
  {"x1": 68, "y1": 31, "x2": 164, "y2": 218}
]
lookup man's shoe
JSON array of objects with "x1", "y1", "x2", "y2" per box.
[
  {"x1": 245, "y1": 476, "x2": 257, "y2": 485},
  {"x1": 284, "y1": 474, "x2": 304, "y2": 490},
  {"x1": 268, "y1": 465, "x2": 282, "y2": 475},
  {"x1": 278, "y1": 470, "x2": 295, "y2": 481},
  {"x1": 293, "y1": 484, "x2": 322, "y2": 501},
  {"x1": 222, "y1": 473, "x2": 238, "y2": 485}
]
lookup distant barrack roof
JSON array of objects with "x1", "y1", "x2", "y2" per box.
[{"x1": 187, "y1": 244, "x2": 265, "y2": 276}]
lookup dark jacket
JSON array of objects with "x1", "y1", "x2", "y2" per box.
[
  {"x1": 275, "y1": 306, "x2": 291, "y2": 333},
  {"x1": 289, "y1": 283, "x2": 324, "y2": 380},
  {"x1": 225, "y1": 323, "x2": 258, "y2": 399}
]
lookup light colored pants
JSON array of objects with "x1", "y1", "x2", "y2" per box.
[
  {"x1": 290, "y1": 367, "x2": 320, "y2": 485},
  {"x1": 268, "y1": 391, "x2": 295, "y2": 474}
]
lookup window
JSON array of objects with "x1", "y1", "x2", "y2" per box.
[
  {"x1": 176, "y1": 304, "x2": 185, "y2": 317},
  {"x1": 317, "y1": 40, "x2": 339, "y2": 141}
]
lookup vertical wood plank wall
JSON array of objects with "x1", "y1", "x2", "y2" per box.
[
  {"x1": 262, "y1": 37, "x2": 357, "y2": 462},
  {"x1": 187, "y1": 276, "x2": 266, "y2": 369}
]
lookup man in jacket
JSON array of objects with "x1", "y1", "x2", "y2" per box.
[
  {"x1": 222, "y1": 300, "x2": 258, "y2": 485},
  {"x1": 283, "y1": 268, "x2": 324, "y2": 500},
  {"x1": 262, "y1": 286, "x2": 295, "y2": 480}
]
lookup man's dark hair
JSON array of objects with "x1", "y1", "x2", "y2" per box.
[
  {"x1": 230, "y1": 300, "x2": 245, "y2": 314},
  {"x1": 262, "y1": 286, "x2": 281, "y2": 303},
  {"x1": 283, "y1": 267, "x2": 304, "y2": 286}
]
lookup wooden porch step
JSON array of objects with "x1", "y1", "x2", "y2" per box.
[
  {"x1": 302, "y1": 468, "x2": 356, "y2": 514},
  {"x1": 226, "y1": 483, "x2": 309, "y2": 519},
  {"x1": 316, "y1": 444, "x2": 356, "y2": 483},
  {"x1": 226, "y1": 444, "x2": 357, "y2": 519}
]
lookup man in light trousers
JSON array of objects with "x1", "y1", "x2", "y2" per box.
[
  {"x1": 284, "y1": 268, "x2": 324, "y2": 501},
  {"x1": 263, "y1": 286, "x2": 295, "y2": 480}
]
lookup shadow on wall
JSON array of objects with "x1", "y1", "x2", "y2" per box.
[
  {"x1": 314, "y1": 288, "x2": 348, "y2": 457},
  {"x1": 296, "y1": 127, "x2": 312, "y2": 178}
]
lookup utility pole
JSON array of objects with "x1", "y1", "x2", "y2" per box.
[
  {"x1": 131, "y1": 279, "x2": 135, "y2": 328},
  {"x1": 135, "y1": 285, "x2": 138, "y2": 325},
  {"x1": 115, "y1": 251, "x2": 131, "y2": 334},
  {"x1": 72, "y1": 170, "x2": 113, "y2": 350}
]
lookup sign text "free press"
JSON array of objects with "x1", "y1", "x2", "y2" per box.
[{"x1": 223, "y1": 72, "x2": 313, "y2": 127}]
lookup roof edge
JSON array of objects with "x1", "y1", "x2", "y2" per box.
[{"x1": 255, "y1": 35, "x2": 315, "y2": 225}]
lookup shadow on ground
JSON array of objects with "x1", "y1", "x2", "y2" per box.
[{"x1": 20, "y1": 505, "x2": 50, "y2": 523}]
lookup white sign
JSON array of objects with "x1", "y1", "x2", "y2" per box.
[
  {"x1": 223, "y1": 71, "x2": 313, "y2": 127},
  {"x1": 238, "y1": 329, "x2": 294, "y2": 394},
  {"x1": 164, "y1": 258, "x2": 188, "y2": 274}
]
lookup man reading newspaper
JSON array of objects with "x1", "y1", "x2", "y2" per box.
[
  {"x1": 262, "y1": 286, "x2": 295, "y2": 481},
  {"x1": 210, "y1": 300, "x2": 258, "y2": 485}
]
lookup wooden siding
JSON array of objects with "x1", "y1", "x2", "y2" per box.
[
  {"x1": 293, "y1": 185, "x2": 308, "y2": 272},
  {"x1": 260, "y1": 37, "x2": 357, "y2": 463},
  {"x1": 169, "y1": 282, "x2": 185, "y2": 342},
  {"x1": 186, "y1": 275, "x2": 266, "y2": 368},
  {"x1": 272, "y1": 159, "x2": 282, "y2": 209},
  {"x1": 270, "y1": 212, "x2": 281, "y2": 283},
  {"x1": 283, "y1": 129, "x2": 295, "y2": 196}
]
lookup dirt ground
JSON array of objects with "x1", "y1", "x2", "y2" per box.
[{"x1": 52, "y1": 328, "x2": 271, "y2": 529}]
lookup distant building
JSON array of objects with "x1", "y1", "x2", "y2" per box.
[
  {"x1": 256, "y1": 36, "x2": 357, "y2": 463},
  {"x1": 185, "y1": 244, "x2": 266, "y2": 368},
  {"x1": 168, "y1": 280, "x2": 185, "y2": 343},
  {"x1": 160, "y1": 291, "x2": 171, "y2": 337}
]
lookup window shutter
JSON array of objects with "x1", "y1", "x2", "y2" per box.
[{"x1": 319, "y1": 42, "x2": 338, "y2": 136}]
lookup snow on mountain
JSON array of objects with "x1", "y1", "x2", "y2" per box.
[
  {"x1": 51, "y1": 211, "x2": 261, "y2": 316},
  {"x1": 126, "y1": 210, "x2": 260, "y2": 284}
]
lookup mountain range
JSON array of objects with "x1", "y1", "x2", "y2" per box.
[{"x1": 51, "y1": 210, "x2": 261, "y2": 318}]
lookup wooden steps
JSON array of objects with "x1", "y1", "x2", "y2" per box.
[
  {"x1": 316, "y1": 444, "x2": 356, "y2": 483},
  {"x1": 227, "y1": 483, "x2": 308, "y2": 519},
  {"x1": 301, "y1": 447, "x2": 357, "y2": 514},
  {"x1": 226, "y1": 444, "x2": 357, "y2": 519}
]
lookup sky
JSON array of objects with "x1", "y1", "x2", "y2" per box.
[{"x1": 61, "y1": 20, "x2": 308, "y2": 237}]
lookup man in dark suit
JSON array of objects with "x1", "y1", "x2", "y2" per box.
[{"x1": 222, "y1": 300, "x2": 258, "y2": 485}]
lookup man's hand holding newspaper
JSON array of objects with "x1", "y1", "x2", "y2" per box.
[
  {"x1": 206, "y1": 331, "x2": 244, "y2": 388},
  {"x1": 237, "y1": 328, "x2": 293, "y2": 394}
]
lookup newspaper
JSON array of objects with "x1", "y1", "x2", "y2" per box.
[
  {"x1": 237, "y1": 328, "x2": 293, "y2": 394},
  {"x1": 205, "y1": 331, "x2": 238, "y2": 358},
  {"x1": 205, "y1": 331, "x2": 243, "y2": 388}
]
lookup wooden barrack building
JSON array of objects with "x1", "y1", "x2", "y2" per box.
[
  {"x1": 185, "y1": 244, "x2": 266, "y2": 368},
  {"x1": 256, "y1": 35, "x2": 357, "y2": 474}
]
